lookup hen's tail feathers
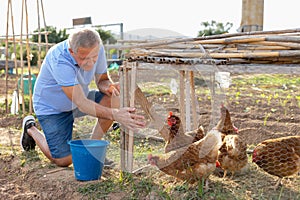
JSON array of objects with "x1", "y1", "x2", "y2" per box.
[{"x1": 198, "y1": 129, "x2": 222, "y2": 158}]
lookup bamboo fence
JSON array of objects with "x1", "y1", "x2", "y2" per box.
[{"x1": 4, "y1": 0, "x2": 49, "y2": 115}]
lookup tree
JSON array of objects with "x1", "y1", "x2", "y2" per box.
[
  {"x1": 197, "y1": 20, "x2": 233, "y2": 37},
  {"x1": 32, "y1": 26, "x2": 69, "y2": 44},
  {"x1": 29, "y1": 26, "x2": 117, "y2": 66},
  {"x1": 32, "y1": 26, "x2": 116, "y2": 45},
  {"x1": 95, "y1": 28, "x2": 117, "y2": 44}
]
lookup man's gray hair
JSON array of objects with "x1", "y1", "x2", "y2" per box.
[{"x1": 68, "y1": 28, "x2": 102, "y2": 53}]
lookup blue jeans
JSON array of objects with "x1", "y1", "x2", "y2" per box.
[{"x1": 37, "y1": 90, "x2": 104, "y2": 159}]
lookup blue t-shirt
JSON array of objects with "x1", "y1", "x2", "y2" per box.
[{"x1": 33, "y1": 40, "x2": 107, "y2": 115}]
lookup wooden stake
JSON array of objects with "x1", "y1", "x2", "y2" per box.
[
  {"x1": 127, "y1": 62, "x2": 137, "y2": 172},
  {"x1": 36, "y1": 0, "x2": 42, "y2": 69},
  {"x1": 179, "y1": 70, "x2": 185, "y2": 131},
  {"x1": 190, "y1": 71, "x2": 197, "y2": 130},
  {"x1": 40, "y1": 0, "x2": 49, "y2": 53},
  {"x1": 24, "y1": 0, "x2": 33, "y2": 114},
  {"x1": 5, "y1": 0, "x2": 11, "y2": 113},
  {"x1": 185, "y1": 71, "x2": 191, "y2": 131},
  {"x1": 20, "y1": 0, "x2": 25, "y2": 115},
  {"x1": 119, "y1": 64, "x2": 126, "y2": 171},
  {"x1": 9, "y1": 0, "x2": 21, "y2": 113}
]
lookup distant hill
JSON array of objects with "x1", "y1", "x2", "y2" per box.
[{"x1": 123, "y1": 28, "x2": 189, "y2": 40}]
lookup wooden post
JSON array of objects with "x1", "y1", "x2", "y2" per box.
[
  {"x1": 127, "y1": 62, "x2": 137, "y2": 172},
  {"x1": 179, "y1": 70, "x2": 186, "y2": 131},
  {"x1": 119, "y1": 63, "x2": 126, "y2": 171},
  {"x1": 5, "y1": 0, "x2": 10, "y2": 113},
  {"x1": 120, "y1": 61, "x2": 138, "y2": 172},
  {"x1": 239, "y1": 0, "x2": 264, "y2": 32},
  {"x1": 190, "y1": 71, "x2": 197, "y2": 130},
  {"x1": 36, "y1": 0, "x2": 42, "y2": 69},
  {"x1": 40, "y1": 0, "x2": 49, "y2": 53},
  {"x1": 9, "y1": 0, "x2": 21, "y2": 113},
  {"x1": 20, "y1": 0, "x2": 25, "y2": 115},
  {"x1": 185, "y1": 71, "x2": 191, "y2": 131},
  {"x1": 24, "y1": 0, "x2": 33, "y2": 114},
  {"x1": 210, "y1": 71, "x2": 221, "y2": 128}
]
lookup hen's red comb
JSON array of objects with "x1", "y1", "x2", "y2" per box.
[
  {"x1": 169, "y1": 111, "x2": 173, "y2": 116},
  {"x1": 216, "y1": 160, "x2": 221, "y2": 167}
]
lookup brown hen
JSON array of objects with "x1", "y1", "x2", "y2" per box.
[
  {"x1": 215, "y1": 104, "x2": 238, "y2": 139},
  {"x1": 252, "y1": 135, "x2": 300, "y2": 189},
  {"x1": 217, "y1": 134, "x2": 248, "y2": 179},
  {"x1": 148, "y1": 129, "x2": 222, "y2": 184},
  {"x1": 164, "y1": 111, "x2": 205, "y2": 153},
  {"x1": 215, "y1": 105, "x2": 248, "y2": 179}
]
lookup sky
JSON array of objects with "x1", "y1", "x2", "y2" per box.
[{"x1": 0, "y1": 0, "x2": 299, "y2": 39}]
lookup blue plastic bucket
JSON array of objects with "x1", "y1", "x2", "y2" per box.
[{"x1": 68, "y1": 139, "x2": 109, "y2": 181}]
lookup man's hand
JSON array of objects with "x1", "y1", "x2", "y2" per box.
[
  {"x1": 112, "y1": 107, "x2": 146, "y2": 132},
  {"x1": 106, "y1": 82, "x2": 120, "y2": 97},
  {"x1": 96, "y1": 73, "x2": 120, "y2": 97}
]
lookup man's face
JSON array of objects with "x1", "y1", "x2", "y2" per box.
[{"x1": 69, "y1": 45, "x2": 100, "y2": 71}]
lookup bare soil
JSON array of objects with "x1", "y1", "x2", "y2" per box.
[{"x1": 0, "y1": 72, "x2": 299, "y2": 199}]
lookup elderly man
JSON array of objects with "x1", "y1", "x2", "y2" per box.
[{"x1": 20, "y1": 28, "x2": 145, "y2": 167}]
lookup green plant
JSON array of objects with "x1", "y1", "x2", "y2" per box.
[
  {"x1": 267, "y1": 94, "x2": 273, "y2": 105},
  {"x1": 141, "y1": 83, "x2": 171, "y2": 96},
  {"x1": 235, "y1": 91, "x2": 241, "y2": 104},
  {"x1": 263, "y1": 112, "x2": 271, "y2": 126},
  {"x1": 296, "y1": 95, "x2": 300, "y2": 108},
  {"x1": 77, "y1": 179, "x2": 116, "y2": 198}
]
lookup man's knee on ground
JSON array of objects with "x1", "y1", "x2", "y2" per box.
[{"x1": 52, "y1": 155, "x2": 72, "y2": 167}]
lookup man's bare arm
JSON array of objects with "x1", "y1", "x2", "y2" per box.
[{"x1": 61, "y1": 84, "x2": 113, "y2": 120}]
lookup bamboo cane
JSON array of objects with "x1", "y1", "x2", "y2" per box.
[
  {"x1": 235, "y1": 44, "x2": 291, "y2": 51},
  {"x1": 19, "y1": 0, "x2": 25, "y2": 116},
  {"x1": 250, "y1": 41, "x2": 300, "y2": 49},
  {"x1": 129, "y1": 49, "x2": 300, "y2": 59},
  {"x1": 193, "y1": 35, "x2": 300, "y2": 45},
  {"x1": 195, "y1": 35, "x2": 266, "y2": 45},
  {"x1": 119, "y1": 65, "x2": 125, "y2": 171},
  {"x1": 133, "y1": 44, "x2": 288, "y2": 53},
  {"x1": 9, "y1": 0, "x2": 21, "y2": 113},
  {"x1": 121, "y1": 63, "x2": 129, "y2": 171},
  {"x1": 121, "y1": 28, "x2": 300, "y2": 50},
  {"x1": 40, "y1": 0, "x2": 49, "y2": 53},
  {"x1": 24, "y1": 0, "x2": 33, "y2": 114},
  {"x1": 36, "y1": 0, "x2": 42, "y2": 69},
  {"x1": 5, "y1": 0, "x2": 10, "y2": 113},
  {"x1": 19, "y1": 0, "x2": 25, "y2": 115}
]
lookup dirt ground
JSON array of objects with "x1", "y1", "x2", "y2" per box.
[{"x1": 0, "y1": 72, "x2": 299, "y2": 199}]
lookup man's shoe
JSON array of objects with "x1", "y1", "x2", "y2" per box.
[
  {"x1": 104, "y1": 157, "x2": 115, "y2": 168},
  {"x1": 112, "y1": 122, "x2": 120, "y2": 131},
  {"x1": 20, "y1": 115, "x2": 36, "y2": 151}
]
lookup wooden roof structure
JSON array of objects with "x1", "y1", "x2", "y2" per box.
[{"x1": 122, "y1": 28, "x2": 300, "y2": 74}]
